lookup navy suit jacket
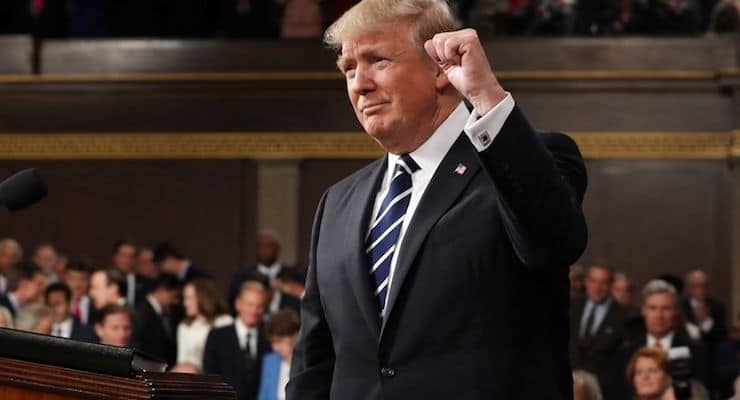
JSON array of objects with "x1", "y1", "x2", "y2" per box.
[
  {"x1": 69, "y1": 318, "x2": 96, "y2": 342},
  {"x1": 204, "y1": 324, "x2": 272, "y2": 400},
  {"x1": 287, "y1": 105, "x2": 588, "y2": 400}
]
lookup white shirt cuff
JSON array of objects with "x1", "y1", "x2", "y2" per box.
[
  {"x1": 700, "y1": 317, "x2": 714, "y2": 332},
  {"x1": 463, "y1": 92, "x2": 516, "y2": 152}
]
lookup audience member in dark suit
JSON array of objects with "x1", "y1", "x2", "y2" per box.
[
  {"x1": 134, "y1": 273, "x2": 183, "y2": 367},
  {"x1": 64, "y1": 259, "x2": 93, "y2": 325},
  {"x1": 681, "y1": 270, "x2": 727, "y2": 350},
  {"x1": 45, "y1": 282, "x2": 95, "y2": 342},
  {"x1": 154, "y1": 242, "x2": 209, "y2": 284},
  {"x1": 606, "y1": 279, "x2": 709, "y2": 400},
  {"x1": 204, "y1": 281, "x2": 271, "y2": 400},
  {"x1": 112, "y1": 240, "x2": 154, "y2": 307},
  {"x1": 228, "y1": 231, "x2": 303, "y2": 314},
  {"x1": 612, "y1": 272, "x2": 644, "y2": 345},
  {"x1": 0, "y1": 260, "x2": 47, "y2": 317},
  {"x1": 570, "y1": 264, "x2": 626, "y2": 385},
  {"x1": 88, "y1": 268, "x2": 137, "y2": 341}
]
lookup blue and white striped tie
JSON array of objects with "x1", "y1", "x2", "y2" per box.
[{"x1": 366, "y1": 154, "x2": 420, "y2": 313}]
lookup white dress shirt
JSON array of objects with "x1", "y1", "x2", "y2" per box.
[
  {"x1": 277, "y1": 360, "x2": 290, "y2": 400},
  {"x1": 235, "y1": 318, "x2": 259, "y2": 358},
  {"x1": 177, "y1": 314, "x2": 233, "y2": 370},
  {"x1": 647, "y1": 331, "x2": 675, "y2": 350},
  {"x1": 51, "y1": 317, "x2": 73, "y2": 338},
  {"x1": 369, "y1": 94, "x2": 516, "y2": 314},
  {"x1": 127, "y1": 272, "x2": 137, "y2": 305},
  {"x1": 257, "y1": 262, "x2": 283, "y2": 282}
]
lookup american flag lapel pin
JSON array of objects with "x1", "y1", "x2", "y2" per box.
[{"x1": 454, "y1": 163, "x2": 467, "y2": 175}]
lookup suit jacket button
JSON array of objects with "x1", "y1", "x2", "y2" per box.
[{"x1": 380, "y1": 367, "x2": 396, "y2": 377}]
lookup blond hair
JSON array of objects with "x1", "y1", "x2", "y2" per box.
[{"x1": 324, "y1": 0, "x2": 460, "y2": 52}]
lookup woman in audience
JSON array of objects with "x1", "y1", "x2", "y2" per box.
[
  {"x1": 257, "y1": 309, "x2": 300, "y2": 400},
  {"x1": 627, "y1": 347, "x2": 709, "y2": 400},
  {"x1": 176, "y1": 278, "x2": 232, "y2": 370}
]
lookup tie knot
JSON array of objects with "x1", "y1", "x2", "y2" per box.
[{"x1": 397, "y1": 154, "x2": 420, "y2": 174}]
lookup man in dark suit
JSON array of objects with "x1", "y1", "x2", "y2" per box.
[
  {"x1": 45, "y1": 282, "x2": 96, "y2": 342},
  {"x1": 153, "y1": 242, "x2": 209, "y2": 284},
  {"x1": 570, "y1": 264, "x2": 626, "y2": 384},
  {"x1": 605, "y1": 279, "x2": 708, "y2": 400},
  {"x1": 681, "y1": 269, "x2": 727, "y2": 349},
  {"x1": 229, "y1": 231, "x2": 303, "y2": 316},
  {"x1": 287, "y1": 2, "x2": 587, "y2": 399},
  {"x1": 204, "y1": 281, "x2": 271, "y2": 400},
  {"x1": 0, "y1": 260, "x2": 47, "y2": 317},
  {"x1": 134, "y1": 273, "x2": 182, "y2": 367},
  {"x1": 112, "y1": 240, "x2": 154, "y2": 307}
]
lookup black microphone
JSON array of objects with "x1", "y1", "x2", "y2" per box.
[{"x1": 0, "y1": 168, "x2": 47, "y2": 211}]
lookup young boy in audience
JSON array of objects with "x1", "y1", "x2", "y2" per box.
[
  {"x1": 94, "y1": 304, "x2": 132, "y2": 347},
  {"x1": 257, "y1": 309, "x2": 300, "y2": 400}
]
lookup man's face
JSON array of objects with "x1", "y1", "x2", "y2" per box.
[
  {"x1": 611, "y1": 277, "x2": 633, "y2": 306},
  {"x1": 685, "y1": 273, "x2": 708, "y2": 301},
  {"x1": 339, "y1": 26, "x2": 442, "y2": 154},
  {"x1": 46, "y1": 291, "x2": 70, "y2": 323},
  {"x1": 21, "y1": 272, "x2": 48, "y2": 303},
  {"x1": 160, "y1": 257, "x2": 181, "y2": 276},
  {"x1": 113, "y1": 244, "x2": 137, "y2": 273},
  {"x1": 136, "y1": 249, "x2": 158, "y2": 278},
  {"x1": 34, "y1": 247, "x2": 57, "y2": 272},
  {"x1": 256, "y1": 235, "x2": 280, "y2": 266},
  {"x1": 0, "y1": 247, "x2": 19, "y2": 272},
  {"x1": 642, "y1": 293, "x2": 678, "y2": 338},
  {"x1": 585, "y1": 267, "x2": 612, "y2": 303},
  {"x1": 89, "y1": 271, "x2": 111, "y2": 309},
  {"x1": 235, "y1": 290, "x2": 266, "y2": 328},
  {"x1": 95, "y1": 312, "x2": 132, "y2": 347},
  {"x1": 65, "y1": 270, "x2": 90, "y2": 300}
]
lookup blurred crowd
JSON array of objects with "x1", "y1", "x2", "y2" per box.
[
  {"x1": 0, "y1": 232, "x2": 738, "y2": 400},
  {"x1": 0, "y1": 0, "x2": 738, "y2": 39},
  {"x1": 0, "y1": 232, "x2": 306, "y2": 400},
  {"x1": 569, "y1": 264, "x2": 739, "y2": 400}
]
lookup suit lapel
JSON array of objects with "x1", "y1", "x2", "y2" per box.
[
  {"x1": 344, "y1": 158, "x2": 386, "y2": 339},
  {"x1": 381, "y1": 134, "x2": 481, "y2": 337}
]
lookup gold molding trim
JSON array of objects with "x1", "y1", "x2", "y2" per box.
[
  {"x1": 0, "y1": 70, "x2": 724, "y2": 84},
  {"x1": 0, "y1": 132, "x2": 733, "y2": 160}
]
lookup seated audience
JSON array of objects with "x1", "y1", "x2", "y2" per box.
[
  {"x1": 89, "y1": 268, "x2": 129, "y2": 311},
  {"x1": 0, "y1": 260, "x2": 48, "y2": 317},
  {"x1": 177, "y1": 278, "x2": 233, "y2": 370},
  {"x1": 606, "y1": 280, "x2": 708, "y2": 400},
  {"x1": 573, "y1": 369, "x2": 604, "y2": 400},
  {"x1": 0, "y1": 238, "x2": 23, "y2": 294},
  {"x1": 570, "y1": 264, "x2": 626, "y2": 384},
  {"x1": 15, "y1": 303, "x2": 54, "y2": 334},
  {"x1": 257, "y1": 309, "x2": 300, "y2": 400},
  {"x1": 94, "y1": 303, "x2": 133, "y2": 347},
  {"x1": 627, "y1": 347, "x2": 709, "y2": 400},
  {"x1": 134, "y1": 273, "x2": 182, "y2": 366},
  {"x1": 45, "y1": 282, "x2": 95, "y2": 342},
  {"x1": 204, "y1": 281, "x2": 271, "y2": 400}
]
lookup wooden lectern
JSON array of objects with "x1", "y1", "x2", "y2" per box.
[{"x1": 0, "y1": 357, "x2": 236, "y2": 399}]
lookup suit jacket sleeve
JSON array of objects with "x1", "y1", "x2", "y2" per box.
[
  {"x1": 286, "y1": 191, "x2": 335, "y2": 400},
  {"x1": 476, "y1": 105, "x2": 588, "y2": 268},
  {"x1": 202, "y1": 329, "x2": 219, "y2": 374}
]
